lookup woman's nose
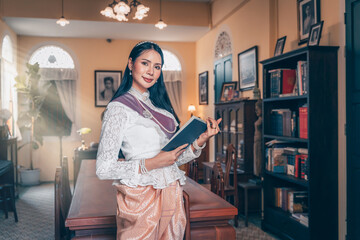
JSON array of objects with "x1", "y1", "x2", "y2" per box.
[{"x1": 147, "y1": 66, "x2": 154, "y2": 76}]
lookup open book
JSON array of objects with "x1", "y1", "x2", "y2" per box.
[{"x1": 162, "y1": 116, "x2": 207, "y2": 151}]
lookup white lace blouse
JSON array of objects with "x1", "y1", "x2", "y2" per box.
[{"x1": 96, "y1": 88, "x2": 202, "y2": 189}]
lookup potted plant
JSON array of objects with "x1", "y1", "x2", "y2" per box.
[
  {"x1": 14, "y1": 62, "x2": 50, "y2": 186},
  {"x1": 0, "y1": 109, "x2": 12, "y2": 138}
]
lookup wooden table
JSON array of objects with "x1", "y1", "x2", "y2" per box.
[{"x1": 66, "y1": 160, "x2": 237, "y2": 239}]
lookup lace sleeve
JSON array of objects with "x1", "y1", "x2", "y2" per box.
[
  {"x1": 176, "y1": 146, "x2": 201, "y2": 166},
  {"x1": 96, "y1": 103, "x2": 140, "y2": 180}
]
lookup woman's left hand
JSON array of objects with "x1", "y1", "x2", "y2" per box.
[{"x1": 196, "y1": 117, "x2": 222, "y2": 147}]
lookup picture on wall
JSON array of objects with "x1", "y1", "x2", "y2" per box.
[
  {"x1": 238, "y1": 46, "x2": 258, "y2": 91},
  {"x1": 199, "y1": 71, "x2": 208, "y2": 105},
  {"x1": 220, "y1": 82, "x2": 237, "y2": 102},
  {"x1": 298, "y1": 0, "x2": 320, "y2": 45},
  {"x1": 95, "y1": 70, "x2": 122, "y2": 107}
]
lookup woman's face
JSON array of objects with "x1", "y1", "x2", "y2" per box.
[{"x1": 128, "y1": 49, "x2": 162, "y2": 93}]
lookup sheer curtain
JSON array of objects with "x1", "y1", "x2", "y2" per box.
[
  {"x1": 39, "y1": 68, "x2": 77, "y2": 135},
  {"x1": 163, "y1": 70, "x2": 182, "y2": 116}
]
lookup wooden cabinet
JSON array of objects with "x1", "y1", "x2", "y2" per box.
[
  {"x1": 214, "y1": 100, "x2": 257, "y2": 174},
  {"x1": 260, "y1": 46, "x2": 338, "y2": 240}
]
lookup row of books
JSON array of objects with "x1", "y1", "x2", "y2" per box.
[
  {"x1": 265, "y1": 142, "x2": 309, "y2": 180},
  {"x1": 270, "y1": 106, "x2": 308, "y2": 139},
  {"x1": 274, "y1": 187, "x2": 308, "y2": 214},
  {"x1": 269, "y1": 61, "x2": 308, "y2": 98},
  {"x1": 291, "y1": 213, "x2": 309, "y2": 227}
]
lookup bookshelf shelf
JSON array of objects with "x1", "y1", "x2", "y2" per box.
[
  {"x1": 263, "y1": 135, "x2": 308, "y2": 143},
  {"x1": 265, "y1": 170, "x2": 309, "y2": 187},
  {"x1": 261, "y1": 46, "x2": 339, "y2": 240},
  {"x1": 263, "y1": 95, "x2": 308, "y2": 102}
]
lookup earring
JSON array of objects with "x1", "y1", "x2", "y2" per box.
[{"x1": 129, "y1": 71, "x2": 132, "y2": 76}]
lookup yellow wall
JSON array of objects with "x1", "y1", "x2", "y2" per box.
[
  {"x1": 196, "y1": 0, "x2": 345, "y2": 238},
  {"x1": 16, "y1": 36, "x2": 196, "y2": 182}
]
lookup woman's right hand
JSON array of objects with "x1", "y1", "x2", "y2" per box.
[{"x1": 144, "y1": 143, "x2": 189, "y2": 171}]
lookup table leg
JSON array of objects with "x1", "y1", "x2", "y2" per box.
[{"x1": 245, "y1": 188, "x2": 248, "y2": 227}]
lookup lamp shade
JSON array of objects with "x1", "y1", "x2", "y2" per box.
[{"x1": 188, "y1": 105, "x2": 196, "y2": 112}]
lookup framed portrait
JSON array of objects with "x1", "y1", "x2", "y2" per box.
[
  {"x1": 274, "y1": 36, "x2": 287, "y2": 56},
  {"x1": 298, "y1": 0, "x2": 320, "y2": 45},
  {"x1": 95, "y1": 70, "x2": 122, "y2": 107},
  {"x1": 238, "y1": 46, "x2": 258, "y2": 91},
  {"x1": 308, "y1": 21, "x2": 324, "y2": 46},
  {"x1": 199, "y1": 71, "x2": 208, "y2": 105},
  {"x1": 220, "y1": 82, "x2": 237, "y2": 102}
]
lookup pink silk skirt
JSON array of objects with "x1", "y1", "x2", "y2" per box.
[{"x1": 114, "y1": 181, "x2": 186, "y2": 240}]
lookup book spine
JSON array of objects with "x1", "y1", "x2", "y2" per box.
[
  {"x1": 299, "y1": 107, "x2": 308, "y2": 139},
  {"x1": 282, "y1": 69, "x2": 296, "y2": 94}
]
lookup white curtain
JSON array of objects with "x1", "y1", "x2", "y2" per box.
[
  {"x1": 163, "y1": 70, "x2": 182, "y2": 116},
  {"x1": 39, "y1": 68, "x2": 77, "y2": 134}
]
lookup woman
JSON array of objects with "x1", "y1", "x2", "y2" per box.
[{"x1": 96, "y1": 41, "x2": 221, "y2": 240}]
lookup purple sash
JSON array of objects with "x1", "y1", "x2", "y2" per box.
[{"x1": 113, "y1": 93, "x2": 176, "y2": 139}]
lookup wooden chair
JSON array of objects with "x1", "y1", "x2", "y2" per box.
[
  {"x1": 210, "y1": 161, "x2": 225, "y2": 198},
  {"x1": 224, "y1": 144, "x2": 239, "y2": 227},
  {"x1": 55, "y1": 156, "x2": 73, "y2": 240},
  {"x1": 183, "y1": 190, "x2": 191, "y2": 240},
  {"x1": 185, "y1": 160, "x2": 198, "y2": 182}
]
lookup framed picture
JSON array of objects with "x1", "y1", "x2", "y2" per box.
[
  {"x1": 308, "y1": 21, "x2": 324, "y2": 46},
  {"x1": 95, "y1": 70, "x2": 122, "y2": 107},
  {"x1": 298, "y1": 0, "x2": 320, "y2": 45},
  {"x1": 199, "y1": 71, "x2": 208, "y2": 105},
  {"x1": 274, "y1": 36, "x2": 287, "y2": 56},
  {"x1": 238, "y1": 46, "x2": 258, "y2": 91},
  {"x1": 220, "y1": 82, "x2": 237, "y2": 102}
]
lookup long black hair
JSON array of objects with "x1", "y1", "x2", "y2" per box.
[{"x1": 110, "y1": 41, "x2": 180, "y2": 124}]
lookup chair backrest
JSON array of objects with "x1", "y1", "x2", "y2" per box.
[
  {"x1": 224, "y1": 144, "x2": 237, "y2": 190},
  {"x1": 55, "y1": 167, "x2": 63, "y2": 240},
  {"x1": 183, "y1": 190, "x2": 191, "y2": 240},
  {"x1": 211, "y1": 161, "x2": 225, "y2": 198},
  {"x1": 185, "y1": 160, "x2": 198, "y2": 182},
  {"x1": 61, "y1": 156, "x2": 72, "y2": 219}
]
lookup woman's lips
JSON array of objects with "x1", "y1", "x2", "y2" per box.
[{"x1": 143, "y1": 77, "x2": 153, "y2": 83}]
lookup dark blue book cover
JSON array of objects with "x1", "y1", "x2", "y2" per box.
[{"x1": 162, "y1": 116, "x2": 207, "y2": 151}]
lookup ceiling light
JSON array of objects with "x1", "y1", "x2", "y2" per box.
[
  {"x1": 155, "y1": 0, "x2": 167, "y2": 30},
  {"x1": 57, "y1": 0, "x2": 69, "y2": 27},
  {"x1": 101, "y1": 0, "x2": 150, "y2": 22}
]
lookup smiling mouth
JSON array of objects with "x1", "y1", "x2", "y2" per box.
[{"x1": 143, "y1": 77, "x2": 153, "y2": 83}]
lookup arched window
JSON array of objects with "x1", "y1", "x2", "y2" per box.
[
  {"x1": 214, "y1": 31, "x2": 233, "y2": 103},
  {"x1": 162, "y1": 50, "x2": 182, "y2": 115},
  {"x1": 1, "y1": 35, "x2": 17, "y2": 136},
  {"x1": 28, "y1": 45, "x2": 77, "y2": 137}
]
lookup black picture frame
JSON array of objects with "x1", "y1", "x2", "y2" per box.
[
  {"x1": 298, "y1": 0, "x2": 320, "y2": 45},
  {"x1": 199, "y1": 71, "x2": 208, "y2": 105},
  {"x1": 95, "y1": 70, "x2": 122, "y2": 107},
  {"x1": 274, "y1": 36, "x2": 287, "y2": 56},
  {"x1": 307, "y1": 21, "x2": 324, "y2": 46},
  {"x1": 238, "y1": 46, "x2": 258, "y2": 91},
  {"x1": 220, "y1": 82, "x2": 237, "y2": 102}
]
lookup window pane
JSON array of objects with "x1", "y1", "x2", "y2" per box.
[
  {"x1": 163, "y1": 50, "x2": 181, "y2": 71},
  {"x1": 29, "y1": 46, "x2": 75, "y2": 69}
]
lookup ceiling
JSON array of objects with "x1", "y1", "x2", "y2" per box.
[{"x1": 3, "y1": 0, "x2": 212, "y2": 42}]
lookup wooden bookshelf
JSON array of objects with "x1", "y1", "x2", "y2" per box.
[{"x1": 260, "y1": 46, "x2": 339, "y2": 240}]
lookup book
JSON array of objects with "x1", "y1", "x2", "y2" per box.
[
  {"x1": 162, "y1": 116, "x2": 207, "y2": 151},
  {"x1": 299, "y1": 106, "x2": 308, "y2": 139}
]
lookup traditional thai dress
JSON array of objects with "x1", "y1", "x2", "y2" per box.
[{"x1": 96, "y1": 88, "x2": 203, "y2": 240}]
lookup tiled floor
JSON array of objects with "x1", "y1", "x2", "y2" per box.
[{"x1": 0, "y1": 183, "x2": 279, "y2": 240}]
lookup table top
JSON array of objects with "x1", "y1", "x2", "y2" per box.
[
  {"x1": 66, "y1": 160, "x2": 237, "y2": 230},
  {"x1": 202, "y1": 161, "x2": 245, "y2": 174}
]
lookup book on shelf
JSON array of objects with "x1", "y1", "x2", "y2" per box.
[
  {"x1": 162, "y1": 116, "x2": 207, "y2": 151},
  {"x1": 288, "y1": 190, "x2": 308, "y2": 213},
  {"x1": 299, "y1": 106, "x2": 308, "y2": 139},
  {"x1": 291, "y1": 213, "x2": 309, "y2": 227},
  {"x1": 296, "y1": 61, "x2": 308, "y2": 96},
  {"x1": 269, "y1": 69, "x2": 296, "y2": 98},
  {"x1": 270, "y1": 108, "x2": 292, "y2": 136}
]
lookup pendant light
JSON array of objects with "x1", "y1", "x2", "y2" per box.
[
  {"x1": 155, "y1": 0, "x2": 167, "y2": 30},
  {"x1": 56, "y1": 0, "x2": 70, "y2": 27}
]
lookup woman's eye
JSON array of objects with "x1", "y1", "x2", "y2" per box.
[
  {"x1": 141, "y1": 62, "x2": 148, "y2": 66},
  {"x1": 155, "y1": 66, "x2": 161, "y2": 70}
]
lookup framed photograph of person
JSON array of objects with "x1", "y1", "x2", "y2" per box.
[
  {"x1": 220, "y1": 82, "x2": 237, "y2": 102},
  {"x1": 274, "y1": 36, "x2": 287, "y2": 56},
  {"x1": 238, "y1": 46, "x2": 258, "y2": 91},
  {"x1": 298, "y1": 0, "x2": 320, "y2": 45},
  {"x1": 198, "y1": 71, "x2": 208, "y2": 105},
  {"x1": 307, "y1": 21, "x2": 324, "y2": 46},
  {"x1": 95, "y1": 70, "x2": 122, "y2": 107}
]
